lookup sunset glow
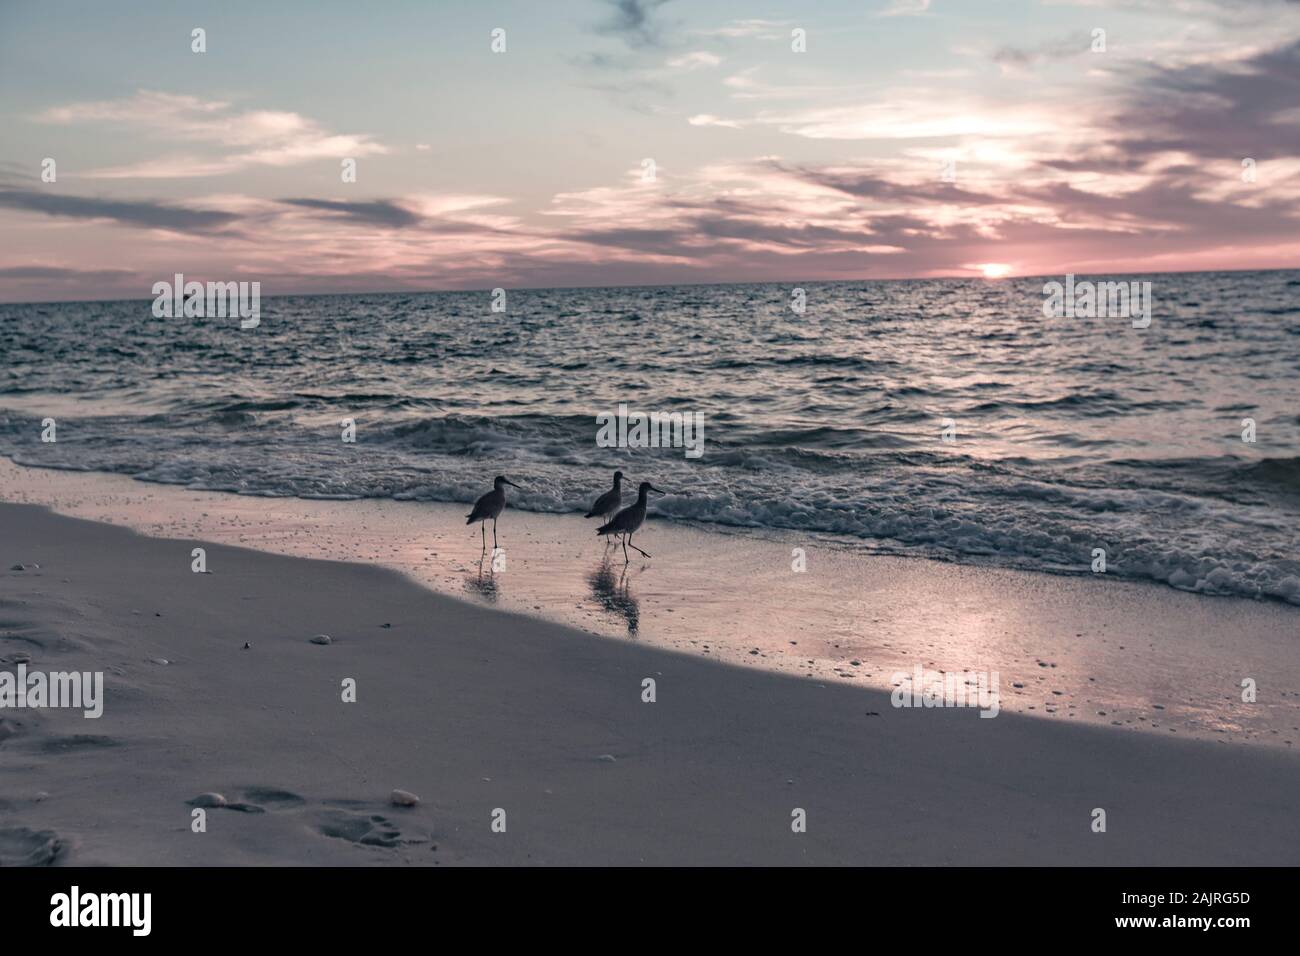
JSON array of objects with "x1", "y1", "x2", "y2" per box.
[{"x1": 1, "y1": 0, "x2": 1298, "y2": 302}]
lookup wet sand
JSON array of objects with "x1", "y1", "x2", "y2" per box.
[{"x1": 2, "y1": 457, "x2": 1298, "y2": 749}]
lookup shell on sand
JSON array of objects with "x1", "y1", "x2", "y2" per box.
[
  {"x1": 309, "y1": 634, "x2": 332, "y2": 645},
  {"x1": 390, "y1": 789, "x2": 420, "y2": 807},
  {"x1": 188, "y1": 792, "x2": 228, "y2": 808}
]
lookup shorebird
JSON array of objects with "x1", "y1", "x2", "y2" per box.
[
  {"x1": 597, "y1": 481, "x2": 664, "y2": 563},
  {"x1": 466, "y1": 475, "x2": 520, "y2": 551},
  {"x1": 584, "y1": 470, "x2": 624, "y2": 528}
]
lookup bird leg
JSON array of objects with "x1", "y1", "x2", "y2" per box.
[
  {"x1": 480, "y1": 521, "x2": 486, "y2": 553},
  {"x1": 626, "y1": 533, "x2": 650, "y2": 559},
  {"x1": 493, "y1": 516, "x2": 499, "y2": 550}
]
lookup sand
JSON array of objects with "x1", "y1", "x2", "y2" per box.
[{"x1": 2, "y1": 499, "x2": 1299, "y2": 865}]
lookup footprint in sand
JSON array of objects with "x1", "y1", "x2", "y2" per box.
[
  {"x1": 314, "y1": 809, "x2": 404, "y2": 848},
  {"x1": 242, "y1": 787, "x2": 307, "y2": 809},
  {"x1": 184, "y1": 788, "x2": 421, "y2": 852},
  {"x1": 0, "y1": 629, "x2": 46, "y2": 647},
  {"x1": 0, "y1": 634, "x2": 46, "y2": 667},
  {"x1": 0, "y1": 826, "x2": 66, "y2": 866},
  {"x1": 186, "y1": 791, "x2": 266, "y2": 813},
  {"x1": 187, "y1": 786, "x2": 307, "y2": 815}
]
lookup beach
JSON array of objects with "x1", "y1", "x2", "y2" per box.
[
  {"x1": 3, "y1": 462, "x2": 1299, "y2": 866},
  {"x1": 3, "y1": 0, "x2": 1300, "y2": 904}
]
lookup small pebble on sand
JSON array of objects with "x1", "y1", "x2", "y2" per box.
[
  {"x1": 390, "y1": 789, "x2": 420, "y2": 807},
  {"x1": 310, "y1": 634, "x2": 332, "y2": 645},
  {"x1": 189, "y1": 793, "x2": 228, "y2": 808}
]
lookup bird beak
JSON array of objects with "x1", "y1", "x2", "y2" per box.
[
  {"x1": 648, "y1": 485, "x2": 665, "y2": 495},
  {"x1": 504, "y1": 480, "x2": 521, "y2": 488}
]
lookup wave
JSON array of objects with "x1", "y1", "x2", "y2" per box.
[
  {"x1": 1241, "y1": 456, "x2": 1300, "y2": 493},
  {"x1": 2, "y1": 271, "x2": 1298, "y2": 608},
  {"x1": 3, "y1": 413, "x2": 1298, "y2": 607}
]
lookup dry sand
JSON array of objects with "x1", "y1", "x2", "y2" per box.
[{"x1": 2, "y1": 500, "x2": 1299, "y2": 865}]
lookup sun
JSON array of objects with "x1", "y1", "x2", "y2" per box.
[{"x1": 978, "y1": 263, "x2": 1012, "y2": 279}]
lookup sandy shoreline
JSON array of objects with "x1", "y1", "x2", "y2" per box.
[
  {"x1": 2, "y1": 457, "x2": 1298, "y2": 750},
  {"x1": 2, "y1": 499, "x2": 1299, "y2": 865}
]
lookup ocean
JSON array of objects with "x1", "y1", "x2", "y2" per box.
[{"x1": 2, "y1": 269, "x2": 1298, "y2": 604}]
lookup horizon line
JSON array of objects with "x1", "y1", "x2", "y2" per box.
[{"x1": 1, "y1": 264, "x2": 1297, "y2": 308}]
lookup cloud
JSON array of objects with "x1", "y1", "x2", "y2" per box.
[
  {"x1": 0, "y1": 265, "x2": 136, "y2": 280},
  {"x1": 723, "y1": 68, "x2": 761, "y2": 92},
  {"x1": 718, "y1": 67, "x2": 865, "y2": 103},
  {"x1": 765, "y1": 159, "x2": 1002, "y2": 206},
  {"x1": 1044, "y1": 0, "x2": 1299, "y2": 23},
  {"x1": 37, "y1": 90, "x2": 388, "y2": 179},
  {"x1": 279, "y1": 198, "x2": 423, "y2": 228},
  {"x1": 877, "y1": 0, "x2": 932, "y2": 16},
  {"x1": 666, "y1": 50, "x2": 721, "y2": 69},
  {"x1": 5, "y1": 36, "x2": 1300, "y2": 298},
  {"x1": 0, "y1": 187, "x2": 242, "y2": 233},
  {"x1": 698, "y1": 19, "x2": 790, "y2": 39},
  {"x1": 688, "y1": 114, "x2": 742, "y2": 129},
  {"x1": 539, "y1": 34, "x2": 1300, "y2": 281},
  {"x1": 762, "y1": 95, "x2": 1059, "y2": 140},
  {"x1": 991, "y1": 31, "x2": 1096, "y2": 72},
  {"x1": 1111, "y1": 38, "x2": 1300, "y2": 161},
  {"x1": 595, "y1": 0, "x2": 675, "y2": 49}
]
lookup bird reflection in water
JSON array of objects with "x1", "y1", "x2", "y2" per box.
[
  {"x1": 587, "y1": 555, "x2": 640, "y2": 635},
  {"x1": 464, "y1": 551, "x2": 500, "y2": 603}
]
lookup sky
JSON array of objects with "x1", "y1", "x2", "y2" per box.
[{"x1": 1, "y1": 0, "x2": 1299, "y2": 302}]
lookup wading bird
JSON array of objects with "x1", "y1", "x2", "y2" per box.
[
  {"x1": 466, "y1": 475, "x2": 520, "y2": 551},
  {"x1": 597, "y1": 481, "x2": 664, "y2": 563},
  {"x1": 584, "y1": 470, "x2": 624, "y2": 528}
]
